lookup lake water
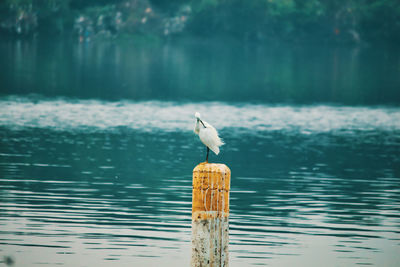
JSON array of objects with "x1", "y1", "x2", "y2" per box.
[{"x1": 0, "y1": 38, "x2": 400, "y2": 266}]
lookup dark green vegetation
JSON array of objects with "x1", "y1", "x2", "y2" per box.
[{"x1": 1, "y1": 0, "x2": 400, "y2": 44}]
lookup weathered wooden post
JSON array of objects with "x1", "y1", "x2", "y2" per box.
[{"x1": 191, "y1": 162, "x2": 231, "y2": 267}]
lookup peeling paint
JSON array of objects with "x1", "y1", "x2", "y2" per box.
[{"x1": 191, "y1": 163, "x2": 230, "y2": 267}]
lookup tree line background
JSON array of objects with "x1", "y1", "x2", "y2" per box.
[{"x1": 1, "y1": 0, "x2": 399, "y2": 44}]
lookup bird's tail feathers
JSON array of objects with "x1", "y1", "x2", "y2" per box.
[
  {"x1": 219, "y1": 138, "x2": 225, "y2": 146},
  {"x1": 210, "y1": 146, "x2": 220, "y2": 155}
]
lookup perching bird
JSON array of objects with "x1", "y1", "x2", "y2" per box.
[{"x1": 194, "y1": 112, "x2": 224, "y2": 162}]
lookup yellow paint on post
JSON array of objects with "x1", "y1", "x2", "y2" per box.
[{"x1": 191, "y1": 162, "x2": 231, "y2": 267}]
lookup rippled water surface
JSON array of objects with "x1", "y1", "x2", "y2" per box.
[
  {"x1": 1, "y1": 39, "x2": 400, "y2": 266},
  {"x1": 1, "y1": 96, "x2": 399, "y2": 266}
]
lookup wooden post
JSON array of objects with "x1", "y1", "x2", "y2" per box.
[{"x1": 191, "y1": 162, "x2": 231, "y2": 267}]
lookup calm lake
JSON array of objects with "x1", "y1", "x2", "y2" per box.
[{"x1": 0, "y1": 38, "x2": 400, "y2": 266}]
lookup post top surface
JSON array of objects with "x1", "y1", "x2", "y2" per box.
[{"x1": 193, "y1": 162, "x2": 231, "y2": 173}]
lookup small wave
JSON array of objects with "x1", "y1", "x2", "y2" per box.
[{"x1": 0, "y1": 96, "x2": 399, "y2": 134}]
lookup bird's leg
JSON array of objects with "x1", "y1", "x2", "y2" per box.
[{"x1": 206, "y1": 147, "x2": 209, "y2": 163}]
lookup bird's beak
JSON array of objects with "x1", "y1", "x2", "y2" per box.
[{"x1": 198, "y1": 118, "x2": 206, "y2": 127}]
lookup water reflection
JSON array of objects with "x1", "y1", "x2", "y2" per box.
[
  {"x1": 1, "y1": 39, "x2": 400, "y2": 104},
  {"x1": 1, "y1": 96, "x2": 400, "y2": 134}
]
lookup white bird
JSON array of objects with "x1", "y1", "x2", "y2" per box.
[{"x1": 194, "y1": 112, "x2": 224, "y2": 162}]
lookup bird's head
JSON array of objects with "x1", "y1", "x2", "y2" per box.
[{"x1": 195, "y1": 112, "x2": 206, "y2": 128}]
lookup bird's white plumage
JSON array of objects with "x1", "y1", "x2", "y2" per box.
[{"x1": 194, "y1": 112, "x2": 224, "y2": 155}]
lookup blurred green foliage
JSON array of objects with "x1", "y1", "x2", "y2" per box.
[
  {"x1": 187, "y1": 0, "x2": 400, "y2": 43},
  {"x1": 1, "y1": 0, "x2": 399, "y2": 43}
]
